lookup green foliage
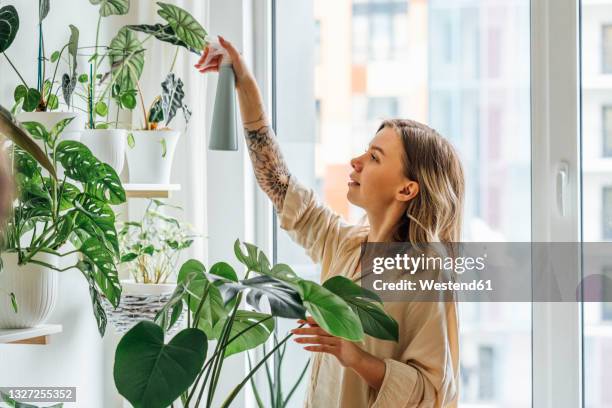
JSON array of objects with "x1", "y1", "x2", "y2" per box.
[
  {"x1": 3, "y1": 118, "x2": 126, "y2": 337},
  {"x1": 114, "y1": 321, "x2": 207, "y2": 408},
  {"x1": 109, "y1": 27, "x2": 144, "y2": 93},
  {"x1": 127, "y1": 23, "x2": 199, "y2": 53},
  {"x1": 0, "y1": 5, "x2": 19, "y2": 53},
  {"x1": 157, "y1": 2, "x2": 207, "y2": 51},
  {"x1": 90, "y1": 0, "x2": 130, "y2": 17}
]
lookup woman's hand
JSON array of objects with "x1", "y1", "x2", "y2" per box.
[
  {"x1": 195, "y1": 35, "x2": 253, "y2": 89},
  {"x1": 291, "y1": 316, "x2": 387, "y2": 390}
]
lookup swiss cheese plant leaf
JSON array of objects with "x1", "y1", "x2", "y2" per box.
[
  {"x1": 79, "y1": 237, "x2": 121, "y2": 307},
  {"x1": 323, "y1": 276, "x2": 399, "y2": 341}
]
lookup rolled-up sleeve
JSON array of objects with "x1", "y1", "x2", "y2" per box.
[
  {"x1": 279, "y1": 176, "x2": 360, "y2": 270},
  {"x1": 371, "y1": 300, "x2": 460, "y2": 408}
]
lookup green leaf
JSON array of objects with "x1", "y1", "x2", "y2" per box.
[
  {"x1": 76, "y1": 259, "x2": 108, "y2": 337},
  {"x1": 22, "y1": 88, "x2": 42, "y2": 112},
  {"x1": 78, "y1": 74, "x2": 89, "y2": 83},
  {"x1": 0, "y1": 5, "x2": 19, "y2": 53},
  {"x1": 210, "y1": 261, "x2": 238, "y2": 282},
  {"x1": 155, "y1": 278, "x2": 188, "y2": 332},
  {"x1": 148, "y1": 98, "x2": 164, "y2": 124},
  {"x1": 62, "y1": 74, "x2": 76, "y2": 106},
  {"x1": 109, "y1": 27, "x2": 144, "y2": 92},
  {"x1": 39, "y1": 0, "x2": 50, "y2": 22},
  {"x1": 56, "y1": 140, "x2": 103, "y2": 182},
  {"x1": 68, "y1": 24, "x2": 79, "y2": 76},
  {"x1": 80, "y1": 237, "x2": 122, "y2": 307},
  {"x1": 90, "y1": 0, "x2": 130, "y2": 17},
  {"x1": 127, "y1": 132, "x2": 135, "y2": 148},
  {"x1": 50, "y1": 50, "x2": 60, "y2": 63},
  {"x1": 120, "y1": 252, "x2": 137, "y2": 262},
  {"x1": 213, "y1": 310, "x2": 274, "y2": 357},
  {"x1": 84, "y1": 163, "x2": 125, "y2": 204},
  {"x1": 49, "y1": 117, "x2": 76, "y2": 145},
  {"x1": 120, "y1": 92, "x2": 136, "y2": 109},
  {"x1": 95, "y1": 101, "x2": 108, "y2": 117},
  {"x1": 74, "y1": 193, "x2": 120, "y2": 255},
  {"x1": 160, "y1": 73, "x2": 186, "y2": 127},
  {"x1": 212, "y1": 275, "x2": 306, "y2": 320},
  {"x1": 0, "y1": 109, "x2": 55, "y2": 177},
  {"x1": 47, "y1": 93, "x2": 59, "y2": 110},
  {"x1": 323, "y1": 276, "x2": 398, "y2": 341},
  {"x1": 160, "y1": 138, "x2": 167, "y2": 158},
  {"x1": 157, "y1": 2, "x2": 207, "y2": 51},
  {"x1": 297, "y1": 280, "x2": 364, "y2": 341},
  {"x1": 9, "y1": 292, "x2": 17, "y2": 313},
  {"x1": 127, "y1": 23, "x2": 199, "y2": 53},
  {"x1": 14, "y1": 85, "x2": 27, "y2": 103},
  {"x1": 21, "y1": 121, "x2": 49, "y2": 142},
  {"x1": 114, "y1": 321, "x2": 207, "y2": 408}
]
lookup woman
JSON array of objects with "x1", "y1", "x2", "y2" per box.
[{"x1": 196, "y1": 36, "x2": 463, "y2": 408}]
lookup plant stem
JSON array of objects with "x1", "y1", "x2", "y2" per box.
[
  {"x1": 2, "y1": 53, "x2": 29, "y2": 88},
  {"x1": 92, "y1": 15, "x2": 102, "y2": 100},
  {"x1": 135, "y1": 79, "x2": 149, "y2": 130},
  {"x1": 169, "y1": 47, "x2": 179, "y2": 73},
  {"x1": 219, "y1": 332, "x2": 296, "y2": 408}
]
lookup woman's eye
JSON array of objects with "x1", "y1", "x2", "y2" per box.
[{"x1": 370, "y1": 153, "x2": 378, "y2": 162}]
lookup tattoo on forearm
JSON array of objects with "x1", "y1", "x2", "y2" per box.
[{"x1": 244, "y1": 125, "x2": 291, "y2": 211}]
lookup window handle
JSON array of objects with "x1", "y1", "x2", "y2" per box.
[{"x1": 556, "y1": 162, "x2": 569, "y2": 217}]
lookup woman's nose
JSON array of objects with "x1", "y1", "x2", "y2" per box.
[{"x1": 350, "y1": 156, "x2": 363, "y2": 172}]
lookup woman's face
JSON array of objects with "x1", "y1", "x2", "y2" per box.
[{"x1": 347, "y1": 127, "x2": 418, "y2": 213}]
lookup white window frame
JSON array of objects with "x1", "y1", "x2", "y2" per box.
[{"x1": 248, "y1": 0, "x2": 586, "y2": 407}]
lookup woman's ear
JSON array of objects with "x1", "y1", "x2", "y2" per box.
[{"x1": 397, "y1": 180, "x2": 419, "y2": 202}]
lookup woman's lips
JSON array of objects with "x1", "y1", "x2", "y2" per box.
[{"x1": 348, "y1": 180, "x2": 360, "y2": 187}]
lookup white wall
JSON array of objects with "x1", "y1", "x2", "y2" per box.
[{"x1": 0, "y1": 2, "x2": 136, "y2": 407}]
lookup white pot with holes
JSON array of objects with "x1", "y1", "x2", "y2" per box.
[
  {"x1": 125, "y1": 130, "x2": 180, "y2": 184},
  {"x1": 0, "y1": 252, "x2": 59, "y2": 329},
  {"x1": 80, "y1": 129, "x2": 127, "y2": 174}
]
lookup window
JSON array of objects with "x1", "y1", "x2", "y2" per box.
[
  {"x1": 367, "y1": 96, "x2": 398, "y2": 120},
  {"x1": 351, "y1": 0, "x2": 409, "y2": 62},
  {"x1": 604, "y1": 187, "x2": 612, "y2": 240},
  {"x1": 604, "y1": 106, "x2": 612, "y2": 157},
  {"x1": 603, "y1": 25, "x2": 612, "y2": 74},
  {"x1": 274, "y1": 0, "x2": 531, "y2": 406}
]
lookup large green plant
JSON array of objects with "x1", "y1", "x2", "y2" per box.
[
  {"x1": 0, "y1": 109, "x2": 126, "y2": 337},
  {"x1": 114, "y1": 240, "x2": 399, "y2": 408},
  {"x1": 0, "y1": 2, "x2": 80, "y2": 113}
]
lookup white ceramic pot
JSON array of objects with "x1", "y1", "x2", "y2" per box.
[
  {"x1": 80, "y1": 129, "x2": 127, "y2": 174},
  {"x1": 125, "y1": 130, "x2": 180, "y2": 184},
  {"x1": 0, "y1": 252, "x2": 59, "y2": 329},
  {"x1": 121, "y1": 280, "x2": 177, "y2": 296}
]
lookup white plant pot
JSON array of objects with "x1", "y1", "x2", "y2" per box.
[
  {"x1": 80, "y1": 129, "x2": 127, "y2": 174},
  {"x1": 125, "y1": 130, "x2": 180, "y2": 184},
  {"x1": 104, "y1": 280, "x2": 184, "y2": 334},
  {"x1": 0, "y1": 252, "x2": 59, "y2": 329}
]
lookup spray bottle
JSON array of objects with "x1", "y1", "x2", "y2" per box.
[{"x1": 209, "y1": 46, "x2": 238, "y2": 151}]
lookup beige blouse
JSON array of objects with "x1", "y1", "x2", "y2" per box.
[{"x1": 279, "y1": 177, "x2": 460, "y2": 408}]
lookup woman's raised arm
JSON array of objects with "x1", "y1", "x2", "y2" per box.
[{"x1": 196, "y1": 36, "x2": 291, "y2": 211}]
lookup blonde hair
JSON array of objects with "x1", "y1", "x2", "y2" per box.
[{"x1": 378, "y1": 119, "x2": 465, "y2": 245}]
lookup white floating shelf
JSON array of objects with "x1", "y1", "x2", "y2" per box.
[
  {"x1": 0, "y1": 324, "x2": 62, "y2": 345},
  {"x1": 124, "y1": 184, "x2": 181, "y2": 198}
]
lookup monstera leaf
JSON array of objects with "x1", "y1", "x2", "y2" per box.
[
  {"x1": 79, "y1": 237, "x2": 121, "y2": 307},
  {"x1": 0, "y1": 5, "x2": 19, "y2": 53},
  {"x1": 323, "y1": 276, "x2": 399, "y2": 341},
  {"x1": 127, "y1": 23, "x2": 198, "y2": 53},
  {"x1": 90, "y1": 0, "x2": 130, "y2": 17},
  {"x1": 77, "y1": 259, "x2": 108, "y2": 337},
  {"x1": 0, "y1": 105, "x2": 56, "y2": 178},
  {"x1": 56, "y1": 141, "x2": 104, "y2": 182},
  {"x1": 109, "y1": 27, "x2": 144, "y2": 91},
  {"x1": 161, "y1": 73, "x2": 186, "y2": 127},
  {"x1": 157, "y1": 2, "x2": 207, "y2": 51},
  {"x1": 114, "y1": 321, "x2": 207, "y2": 408}
]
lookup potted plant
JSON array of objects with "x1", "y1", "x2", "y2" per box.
[
  {"x1": 113, "y1": 240, "x2": 399, "y2": 408},
  {"x1": 104, "y1": 199, "x2": 197, "y2": 333},
  {"x1": 0, "y1": 106, "x2": 125, "y2": 335},
  {"x1": 0, "y1": 2, "x2": 86, "y2": 135},
  {"x1": 120, "y1": 1, "x2": 205, "y2": 184},
  {"x1": 75, "y1": 0, "x2": 134, "y2": 174}
]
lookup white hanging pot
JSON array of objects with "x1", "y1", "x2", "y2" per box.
[
  {"x1": 80, "y1": 129, "x2": 127, "y2": 174},
  {"x1": 125, "y1": 130, "x2": 180, "y2": 184},
  {"x1": 0, "y1": 252, "x2": 59, "y2": 329},
  {"x1": 103, "y1": 280, "x2": 183, "y2": 334}
]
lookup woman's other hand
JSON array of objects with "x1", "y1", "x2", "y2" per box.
[{"x1": 195, "y1": 35, "x2": 253, "y2": 89}]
